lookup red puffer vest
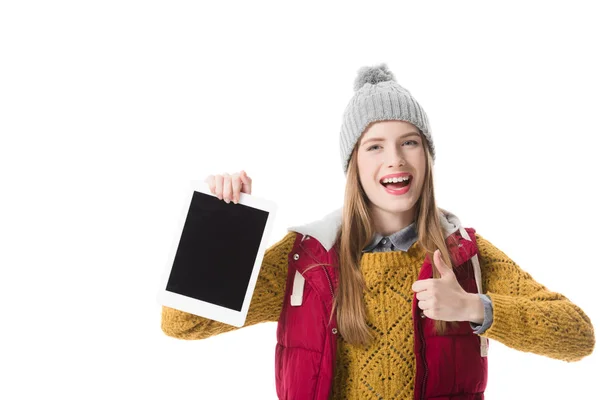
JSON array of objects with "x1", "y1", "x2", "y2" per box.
[{"x1": 275, "y1": 208, "x2": 489, "y2": 400}]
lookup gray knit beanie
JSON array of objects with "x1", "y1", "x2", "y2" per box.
[{"x1": 339, "y1": 63, "x2": 435, "y2": 174}]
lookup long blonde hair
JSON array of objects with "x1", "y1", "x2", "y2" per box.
[{"x1": 332, "y1": 129, "x2": 459, "y2": 348}]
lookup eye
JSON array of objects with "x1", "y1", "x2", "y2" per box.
[{"x1": 366, "y1": 140, "x2": 418, "y2": 151}]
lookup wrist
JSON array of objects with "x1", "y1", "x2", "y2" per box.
[{"x1": 465, "y1": 293, "x2": 484, "y2": 324}]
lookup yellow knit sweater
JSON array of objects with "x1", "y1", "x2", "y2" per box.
[{"x1": 161, "y1": 231, "x2": 595, "y2": 399}]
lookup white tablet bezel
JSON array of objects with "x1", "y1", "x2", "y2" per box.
[{"x1": 157, "y1": 180, "x2": 278, "y2": 328}]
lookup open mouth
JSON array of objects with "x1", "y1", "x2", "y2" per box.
[{"x1": 380, "y1": 177, "x2": 412, "y2": 190}]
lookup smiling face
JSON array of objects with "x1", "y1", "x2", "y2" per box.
[{"x1": 356, "y1": 120, "x2": 427, "y2": 235}]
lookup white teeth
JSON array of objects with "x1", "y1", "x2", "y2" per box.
[{"x1": 381, "y1": 176, "x2": 410, "y2": 184}]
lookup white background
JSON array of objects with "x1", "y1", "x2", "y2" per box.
[{"x1": 1, "y1": 1, "x2": 598, "y2": 399}]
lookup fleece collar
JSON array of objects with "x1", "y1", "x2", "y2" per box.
[{"x1": 287, "y1": 207, "x2": 463, "y2": 252}]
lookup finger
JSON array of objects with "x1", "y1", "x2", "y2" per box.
[
  {"x1": 231, "y1": 172, "x2": 241, "y2": 203},
  {"x1": 215, "y1": 174, "x2": 223, "y2": 200},
  {"x1": 412, "y1": 279, "x2": 433, "y2": 293},
  {"x1": 418, "y1": 299, "x2": 431, "y2": 311},
  {"x1": 415, "y1": 291, "x2": 432, "y2": 301},
  {"x1": 240, "y1": 170, "x2": 252, "y2": 194},
  {"x1": 204, "y1": 175, "x2": 216, "y2": 194},
  {"x1": 222, "y1": 173, "x2": 232, "y2": 203}
]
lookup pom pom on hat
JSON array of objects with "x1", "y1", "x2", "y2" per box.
[{"x1": 353, "y1": 63, "x2": 396, "y2": 92}]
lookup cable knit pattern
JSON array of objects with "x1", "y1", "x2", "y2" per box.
[
  {"x1": 160, "y1": 231, "x2": 297, "y2": 340},
  {"x1": 332, "y1": 242, "x2": 427, "y2": 400},
  {"x1": 161, "y1": 231, "x2": 595, "y2": 397},
  {"x1": 475, "y1": 233, "x2": 595, "y2": 362}
]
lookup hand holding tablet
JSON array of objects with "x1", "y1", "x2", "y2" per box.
[
  {"x1": 204, "y1": 170, "x2": 252, "y2": 204},
  {"x1": 157, "y1": 170, "x2": 278, "y2": 327}
]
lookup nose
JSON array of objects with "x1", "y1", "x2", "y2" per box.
[{"x1": 387, "y1": 148, "x2": 406, "y2": 167}]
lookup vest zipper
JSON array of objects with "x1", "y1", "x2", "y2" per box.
[
  {"x1": 321, "y1": 266, "x2": 335, "y2": 300},
  {"x1": 419, "y1": 320, "x2": 428, "y2": 400}
]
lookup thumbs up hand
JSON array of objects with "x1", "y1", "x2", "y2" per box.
[{"x1": 411, "y1": 249, "x2": 482, "y2": 322}]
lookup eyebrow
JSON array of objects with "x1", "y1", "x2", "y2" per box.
[{"x1": 361, "y1": 132, "x2": 421, "y2": 146}]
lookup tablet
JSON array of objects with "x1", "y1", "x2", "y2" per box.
[{"x1": 157, "y1": 180, "x2": 278, "y2": 327}]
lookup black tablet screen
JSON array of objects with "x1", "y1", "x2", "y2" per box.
[{"x1": 165, "y1": 190, "x2": 270, "y2": 311}]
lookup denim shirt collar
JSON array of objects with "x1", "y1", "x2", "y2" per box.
[{"x1": 362, "y1": 222, "x2": 418, "y2": 253}]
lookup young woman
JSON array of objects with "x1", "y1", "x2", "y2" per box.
[{"x1": 161, "y1": 63, "x2": 595, "y2": 399}]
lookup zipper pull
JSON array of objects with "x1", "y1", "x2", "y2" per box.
[
  {"x1": 290, "y1": 270, "x2": 305, "y2": 306},
  {"x1": 480, "y1": 336, "x2": 488, "y2": 357}
]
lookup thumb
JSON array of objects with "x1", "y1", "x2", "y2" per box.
[
  {"x1": 433, "y1": 249, "x2": 453, "y2": 278},
  {"x1": 239, "y1": 170, "x2": 252, "y2": 194}
]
